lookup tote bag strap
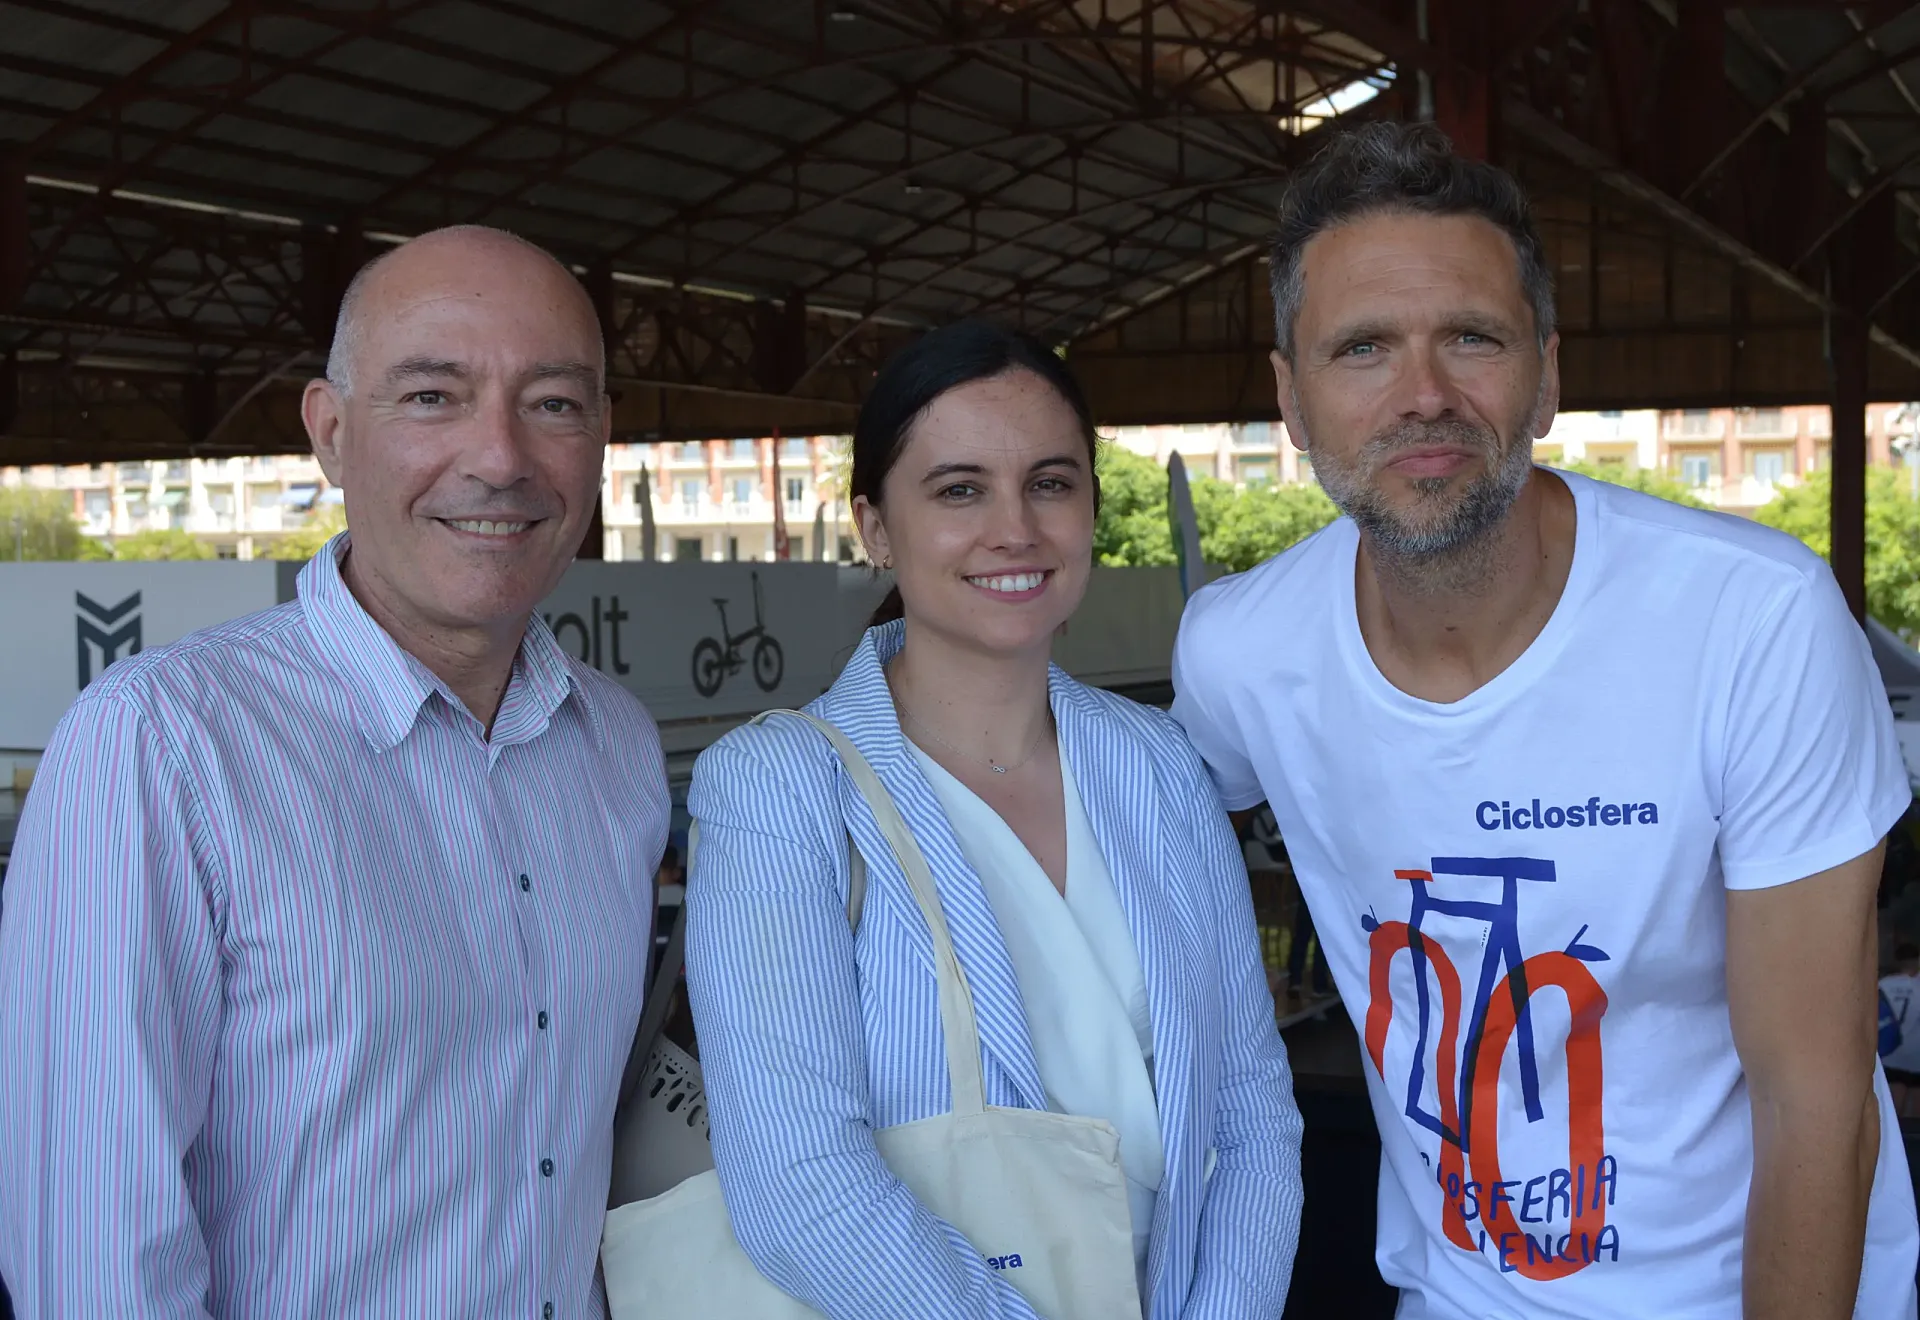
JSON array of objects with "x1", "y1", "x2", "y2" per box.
[{"x1": 747, "y1": 708, "x2": 986, "y2": 1117}]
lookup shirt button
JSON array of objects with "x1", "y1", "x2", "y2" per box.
[
  {"x1": 540, "y1": 1157, "x2": 554, "y2": 1178},
  {"x1": 537, "y1": 1010, "x2": 549, "y2": 1030},
  {"x1": 518, "y1": 873, "x2": 531, "y2": 893}
]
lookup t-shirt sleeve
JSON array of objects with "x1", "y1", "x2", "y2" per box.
[
  {"x1": 1170, "y1": 591, "x2": 1268, "y2": 812},
  {"x1": 1717, "y1": 563, "x2": 1910, "y2": 890}
]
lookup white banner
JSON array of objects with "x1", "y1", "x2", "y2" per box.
[
  {"x1": 539, "y1": 562, "x2": 848, "y2": 723},
  {"x1": 0, "y1": 559, "x2": 1196, "y2": 754},
  {"x1": 0, "y1": 563, "x2": 284, "y2": 751}
]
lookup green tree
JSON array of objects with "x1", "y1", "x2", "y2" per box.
[
  {"x1": 1203, "y1": 480, "x2": 1338, "y2": 572},
  {"x1": 0, "y1": 486, "x2": 87, "y2": 560},
  {"x1": 1093, "y1": 444, "x2": 1178, "y2": 566},
  {"x1": 1756, "y1": 467, "x2": 1920, "y2": 638},
  {"x1": 112, "y1": 528, "x2": 216, "y2": 561},
  {"x1": 267, "y1": 505, "x2": 348, "y2": 561},
  {"x1": 1555, "y1": 459, "x2": 1707, "y2": 509},
  {"x1": 1094, "y1": 443, "x2": 1337, "y2": 572}
]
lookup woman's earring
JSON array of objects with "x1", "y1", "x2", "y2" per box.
[{"x1": 881, "y1": 556, "x2": 893, "y2": 570}]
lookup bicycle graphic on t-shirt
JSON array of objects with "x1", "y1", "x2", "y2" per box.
[{"x1": 1362, "y1": 856, "x2": 1615, "y2": 1280}]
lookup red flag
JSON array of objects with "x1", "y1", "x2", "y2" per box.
[{"x1": 770, "y1": 431, "x2": 791, "y2": 561}]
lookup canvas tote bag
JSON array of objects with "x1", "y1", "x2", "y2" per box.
[{"x1": 602, "y1": 709, "x2": 1141, "y2": 1319}]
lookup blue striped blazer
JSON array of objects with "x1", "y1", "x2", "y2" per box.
[{"x1": 683, "y1": 620, "x2": 1304, "y2": 1320}]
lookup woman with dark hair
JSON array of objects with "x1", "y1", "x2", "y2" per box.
[{"x1": 682, "y1": 320, "x2": 1303, "y2": 1319}]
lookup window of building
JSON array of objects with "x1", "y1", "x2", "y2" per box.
[
  {"x1": 215, "y1": 544, "x2": 239, "y2": 560},
  {"x1": 118, "y1": 462, "x2": 149, "y2": 484},
  {"x1": 732, "y1": 478, "x2": 753, "y2": 507},
  {"x1": 674, "y1": 536, "x2": 702, "y2": 562},
  {"x1": 1751, "y1": 450, "x2": 1786, "y2": 486},
  {"x1": 631, "y1": 479, "x2": 648, "y2": 506},
  {"x1": 782, "y1": 437, "x2": 807, "y2": 459},
  {"x1": 84, "y1": 490, "x2": 110, "y2": 519},
  {"x1": 785, "y1": 477, "x2": 805, "y2": 504},
  {"x1": 730, "y1": 439, "x2": 756, "y2": 459},
  {"x1": 1599, "y1": 409, "x2": 1623, "y2": 419},
  {"x1": 727, "y1": 535, "x2": 740, "y2": 561},
  {"x1": 678, "y1": 442, "x2": 703, "y2": 462},
  {"x1": 1680, "y1": 453, "x2": 1714, "y2": 487},
  {"x1": 1240, "y1": 464, "x2": 1272, "y2": 486},
  {"x1": 680, "y1": 479, "x2": 702, "y2": 511}
]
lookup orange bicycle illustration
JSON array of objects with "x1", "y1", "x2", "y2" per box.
[{"x1": 1363, "y1": 856, "x2": 1610, "y2": 1280}]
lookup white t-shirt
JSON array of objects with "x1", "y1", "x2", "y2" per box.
[
  {"x1": 908, "y1": 743, "x2": 1163, "y2": 1296},
  {"x1": 1171, "y1": 469, "x2": 1918, "y2": 1320},
  {"x1": 1882, "y1": 972, "x2": 1920, "y2": 1073}
]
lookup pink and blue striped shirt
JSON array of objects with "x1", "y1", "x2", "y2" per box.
[{"x1": 0, "y1": 539, "x2": 668, "y2": 1318}]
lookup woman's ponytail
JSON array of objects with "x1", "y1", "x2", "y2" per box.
[{"x1": 866, "y1": 584, "x2": 904, "y2": 629}]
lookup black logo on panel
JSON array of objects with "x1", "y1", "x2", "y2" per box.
[{"x1": 76, "y1": 591, "x2": 142, "y2": 687}]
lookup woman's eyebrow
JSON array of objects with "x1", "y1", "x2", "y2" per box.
[
  {"x1": 1030, "y1": 453, "x2": 1082, "y2": 473},
  {"x1": 920, "y1": 461, "x2": 987, "y2": 484}
]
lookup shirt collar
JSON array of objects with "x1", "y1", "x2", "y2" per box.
[{"x1": 297, "y1": 534, "x2": 602, "y2": 752}]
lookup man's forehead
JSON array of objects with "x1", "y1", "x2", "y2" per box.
[
  {"x1": 358, "y1": 285, "x2": 600, "y2": 381},
  {"x1": 1298, "y1": 213, "x2": 1527, "y2": 318}
]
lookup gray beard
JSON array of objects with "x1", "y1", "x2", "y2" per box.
[{"x1": 1304, "y1": 410, "x2": 1538, "y2": 596}]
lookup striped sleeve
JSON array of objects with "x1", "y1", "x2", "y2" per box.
[
  {"x1": 1167, "y1": 725, "x2": 1305, "y2": 1317},
  {"x1": 683, "y1": 729, "x2": 1041, "y2": 1320},
  {"x1": 0, "y1": 694, "x2": 223, "y2": 1318}
]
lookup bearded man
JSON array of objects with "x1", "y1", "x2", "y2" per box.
[{"x1": 1171, "y1": 122, "x2": 1918, "y2": 1320}]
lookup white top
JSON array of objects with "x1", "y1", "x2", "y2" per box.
[
  {"x1": 1171, "y1": 470, "x2": 1918, "y2": 1319},
  {"x1": 908, "y1": 742, "x2": 1163, "y2": 1294}
]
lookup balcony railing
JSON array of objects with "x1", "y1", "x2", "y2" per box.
[
  {"x1": 1665, "y1": 412, "x2": 1723, "y2": 439},
  {"x1": 1735, "y1": 410, "x2": 1794, "y2": 439}
]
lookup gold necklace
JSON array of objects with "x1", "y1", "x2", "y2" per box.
[{"x1": 899, "y1": 704, "x2": 1050, "y2": 775}]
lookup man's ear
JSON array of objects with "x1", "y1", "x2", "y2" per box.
[
  {"x1": 1271, "y1": 350, "x2": 1304, "y2": 451},
  {"x1": 1533, "y1": 332, "x2": 1563, "y2": 439},
  {"x1": 303, "y1": 379, "x2": 349, "y2": 486},
  {"x1": 852, "y1": 494, "x2": 890, "y2": 567}
]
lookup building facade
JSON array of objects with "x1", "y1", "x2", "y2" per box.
[
  {"x1": 5, "y1": 405, "x2": 1914, "y2": 561},
  {"x1": 0, "y1": 454, "x2": 334, "y2": 559},
  {"x1": 602, "y1": 435, "x2": 850, "y2": 563}
]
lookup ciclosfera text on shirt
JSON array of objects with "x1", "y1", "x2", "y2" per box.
[{"x1": 1475, "y1": 798, "x2": 1660, "y2": 831}]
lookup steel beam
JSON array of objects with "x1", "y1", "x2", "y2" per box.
[{"x1": 1832, "y1": 312, "x2": 1869, "y2": 622}]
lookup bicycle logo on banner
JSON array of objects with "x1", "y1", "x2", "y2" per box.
[
  {"x1": 690, "y1": 570, "x2": 785, "y2": 698},
  {"x1": 1361, "y1": 856, "x2": 1616, "y2": 1280}
]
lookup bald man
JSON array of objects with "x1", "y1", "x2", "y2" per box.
[{"x1": 0, "y1": 226, "x2": 669, "y2": 1318}]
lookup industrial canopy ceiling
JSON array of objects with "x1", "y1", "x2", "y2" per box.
[{"x1": 6, "y1": 0, "x2": 1920, "y2": 464}]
